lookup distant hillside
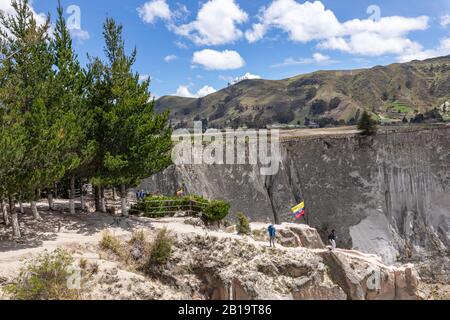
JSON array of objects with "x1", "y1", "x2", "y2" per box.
[{"x1": 156, "y1": 55, "x2": 450, "y2": 129}]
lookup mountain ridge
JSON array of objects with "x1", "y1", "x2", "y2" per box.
[{"x1": 156, "y1": 55, "x2": 450, "y2": 128}]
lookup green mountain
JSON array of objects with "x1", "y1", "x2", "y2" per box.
[{"x1": 156, "y1": 55, "x2": 450, "y2": 128}]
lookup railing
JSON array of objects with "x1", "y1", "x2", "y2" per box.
[{"x1": 135, "y1": 198, "x2": 209, "y2": 216}]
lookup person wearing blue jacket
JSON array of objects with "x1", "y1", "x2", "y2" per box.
[{"x1": 268, "y1": 224, "x2": 276, "y2": 247}]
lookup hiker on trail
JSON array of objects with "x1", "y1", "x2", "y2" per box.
[
  {"x1": 328, "y1": 229, "x2": 337, "y2": 251},
  {"x1": 268, "y1": 224, "x2": 276, "y2": 247}
]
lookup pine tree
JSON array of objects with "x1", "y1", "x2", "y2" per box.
[
  {"x1": 0, "y1": 0, "x2": 55, "y2": 231},
  {"x1": 51, "y1": 1, "x2": 97, "y2": 214},
  {"x1": 0, "y1": 0, "x2": 84, "y2": 235},
  {"x1": 90, "y1": 18, "x2": 172, "y2": 216},
  {"x1": 357, "y1": 110, "x2": 377, "y2": 136}
]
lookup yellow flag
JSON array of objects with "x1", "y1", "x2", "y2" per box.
[{"x1": 291, "y1": 201, "x2": 305, "y2": 213}]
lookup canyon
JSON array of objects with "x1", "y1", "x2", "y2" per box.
[{"x1": 141, "y1": 125, "x2": 450, "y2": 282}]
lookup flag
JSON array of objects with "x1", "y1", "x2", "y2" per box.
[
  {"x1": 291, "y1": 201, "x2": 306, "y2": 220},
  {"x1": 295, "y1": 208, "x2": 305, "y2": 219}
]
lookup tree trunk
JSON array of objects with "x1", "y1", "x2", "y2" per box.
[
  {"x1": 69, "y1": 176, "x2": 76, "y2": 214},
  {"x1": 94, "y1": 186, "x2": 101, "y2": 212},
  {"x1": 2, "y1": 200, "x2": 9, "y2": 226},
  {"x1": 120, "y1": 184, "x2": 128, "y2": 217},
  {"x1": 100, "y1": 187, "x2": 106, "y2": 213},
  {"x1": 54, "y1": 182, "x2": 58, "y2": 199},
  {"x1": 31, "y1": 200, "x2": 41, "y2": 220},
  {"x1": 19, "y1": 201, "x2": 24, "y2": 214},
  {"x1": 112, "y1": 188, "x2": 116, "y2": 201},
  {"x1": 9, "y1": 197, "x2": 21, "y2": 239},
  {"x1": 80, "y1": 181, "x2": 86, "y2": 212},
  {"x1": 47, "y1": 191, "x2": 54, "y2": 211},
  {"x1": 80, "y1": 191, "x2": 85, "y2": 212}
]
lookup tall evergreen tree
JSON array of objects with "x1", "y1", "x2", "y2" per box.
[
  {"x1": 0, "y1": 0, "x2": 54, "y2": 231},
  {"x1": 358, "y1": 110, "x2": 378, "y2": 136},
  {"x1": 90, "y1": 18, "x2": 172, "y2": 216},
  {"x1": 0, "y1": 0, "x2": 82, "y2": 236},
  {"x1": 51, "y1": 1, "x2": 97, "y2": 214}
]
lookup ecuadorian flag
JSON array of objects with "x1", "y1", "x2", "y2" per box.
[{"x1": 291, "y1": 201, "x2": 305, "y2": 220}]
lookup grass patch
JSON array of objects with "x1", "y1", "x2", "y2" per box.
[
  {"x1": 99, "y1": 231, "x2": 123, "y2": 257},
  {"x1": 387, "y1": 102, "x2": 413, "y2": 114},
  {"x1": 5, "y1": 249, "x2": 82, "y2": 300}
]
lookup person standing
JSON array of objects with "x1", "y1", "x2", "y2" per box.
[
  {"x1": 328, "y1": 229, "x2": 337, "y2": 251},
  {"x1": 268, "y1": 224, "x2": 277, "y2": 247}
]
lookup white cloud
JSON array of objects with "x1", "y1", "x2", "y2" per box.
[
  {"x1": 221, "y1": 72, "x2": 261, "y2": 84},
  {"x1": 164, "y1": 54, "x2": 177, "y2": 62},
  {"x1": 138, "y1": 0, "x2": 172, "y2": 24},
  {"x1": 175, "y1": 85, "x2": 217, "y2": 98},
  {"x1": 172, "y1": 0, "x2": 248, "y2": 45},
  {"x1": 69, "y1": 28, "x2": 90, "y2": 43},
  {"x1": 192, "y1": 49, "x2": 245, "y2": 70},
  {"x1": 174, "y1": 40, "x2": 188, "y2": 49},
  {"x1": 196, "y1": 85, "x2": 217, "y2": 97},
  {"x1": 246, "y1": 0, "x2": 429, "y2": 58},
  {"x1": 272, "y1": 52, "x2": 337, "y2": 67},
  {"x1": 0, "y1": 0, "x2": 47, "y2": 28},
  {"x1": 441, "y1": 14, "x2": 450, "y2": 27},
  {"x1": 139, "y1": 74, "x2": 151, "y2": 82},
  {"x1": 312, "y1": 52, "x2": 331, "y2": 62},
  {"x1": 397, "y1": 37, "x2": 450, "y2": 62}
]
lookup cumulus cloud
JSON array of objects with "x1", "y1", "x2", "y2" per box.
[
  {"x1": 192, "y1": 49, "x2": 245, "y2": 70},
  {"x1": 221, "y1": 72, "x2": 261, "y2": 84},
  {"x1": 246, "y1": 0, "x2": 429, "y2": 58},
  {"x1": 164, "y1": 54, "x2": 177, "y2": 62},
  {"x1": 69, "y1": 28, "x2": 90, "y2": 43},
  {"x1": 172, "y1": 0, "x2": 248, "y2": 45},
  {"x1": 174, "y1": 40, "x2": 188, "y2": 49},
  {"x1": 138, "y1": 74, "x2": 151, "y2": 82},
  {"x1": 272, "y1": 52, "x2": 337, "y2": 67},
  {"x1": 138, "y1": 0, "x2": 172, "y2": 24},
  {"x1": 0, "y1": 0, "x2": 48, "y2": 28},
  {"x1": 397, "y1": 37, "x2": 450, "y2": 62},
  {"x1": 175, "y1": 85, "x2": 217, "y2": 98},
  {"x1": 441, "y1": 14, "x2": 450, "y2": 27}
]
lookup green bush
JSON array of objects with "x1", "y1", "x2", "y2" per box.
[
  {"x1": 131, "y1": 195, "x2": 209, "y2": 218},
  {"x1": 236, "y1": 212, "x2": 251, "y2": 235},
  {"x1": 202, "y1": 200, "x2": 230, "y2": 225},
  {"x1": 5, "y1": 249, "x2": 81, "y2": 300},
  {"x1": 146, "y1": 229, "x2": 173, "y2": 269},
  {"x1": 131, "y1": 195, "x2": 232, "y2": 224}
]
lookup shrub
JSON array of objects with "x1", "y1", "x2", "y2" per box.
[
  {"x1": 5, "y1": 249, "x2": 81, "y2": 300},
  {"x1": 146, "y1": 229, "x2": 173, "y2": 269},
  {"x1": 130, "y1": 195, "x2": 219, "y2": 220},
  {"x1": 310, "y1": 99, "x2": 328, "y2": 115},
  {"x1": 357, "y1": 111, "x2": 377, "y2": 136},
  {"x1": 202, "y1": 200, "x2": 230, "y2": 225},
  {"x1": 129, "y1": 229, "x2": 146, "y2": 247},
  {"x1": 99, "y1": 231, "x2": 122, "y2": 256},
  {"x1": 236, "y1": 212, "x2": 251, "y2": 235}
]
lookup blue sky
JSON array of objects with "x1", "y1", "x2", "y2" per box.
[{"x1": 21, "y1": 0, "x2": 450, "y2": 97}]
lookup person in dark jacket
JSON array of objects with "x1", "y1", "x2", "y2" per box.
[
  {"x1": 328, "y1": 229, "x2": 337, "y2": 251},
  {"x1": 268, "y1": 224, "x2": 277, "y2": 247}
]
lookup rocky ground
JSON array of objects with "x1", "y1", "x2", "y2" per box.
[{"x1": 0, "y1": 204, "x2": 448, "y2": 300}]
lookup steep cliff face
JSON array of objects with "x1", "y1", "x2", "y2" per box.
[{"x1": 141, "y1": 126, "x2": 450, "y2": 281}]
